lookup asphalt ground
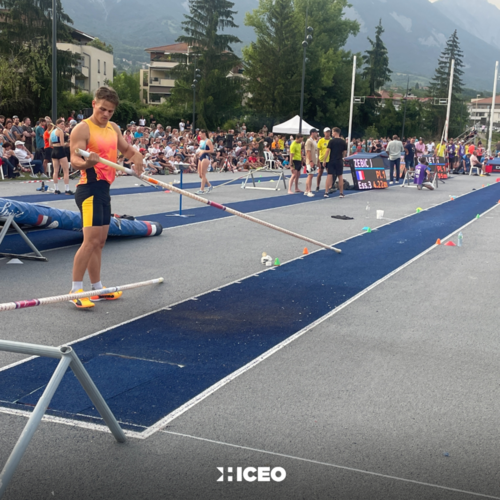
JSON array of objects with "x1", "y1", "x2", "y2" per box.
[{"x1": 1, "y1": 169, "x2": 500, "y2": 499}]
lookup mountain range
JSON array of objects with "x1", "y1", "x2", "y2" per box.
[{"x1": 61, "y1": 0, "x2": 500, "y2": 90}]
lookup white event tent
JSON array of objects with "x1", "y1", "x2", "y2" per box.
[{"x1": 272, "y1": 115, "x2": 314, "y2": 135}]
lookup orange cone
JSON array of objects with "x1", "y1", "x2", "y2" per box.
[
  {"x1": 436, "y1": 239, "x2": 441, "y2": 245},
  {"x1": 303, "y1": 247, "x2": 309, "y2": 255}
]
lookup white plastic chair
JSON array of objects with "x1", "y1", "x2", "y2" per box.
[{"x1": 264, "y1": 151, "x2": 276, "y2": 169}]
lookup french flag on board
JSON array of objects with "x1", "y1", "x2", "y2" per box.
[{"x1": 356, "y1": 171, "x2": 365, "y2": 181}]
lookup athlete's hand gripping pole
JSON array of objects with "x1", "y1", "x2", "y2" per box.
[{"x1": 75, "y1": 149, "x2": 341, "y2": 253}]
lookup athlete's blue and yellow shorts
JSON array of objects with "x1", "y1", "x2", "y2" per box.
[{"x1": 75, "y1": 180, "x2": 112, "y2": 227}]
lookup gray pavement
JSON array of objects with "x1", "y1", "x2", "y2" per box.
[{"x1": 0, "y1": 172, "x2": 499, "y2": 499}]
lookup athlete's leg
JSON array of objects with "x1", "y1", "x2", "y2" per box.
[
  {"x1": 52, "y1": 158, "x2": 60, "y2": 187},
  {"x1": 305, "y1": 173, "x2": 313, "y2": 193},
  {"x1": 60, "y1": 157, "x2": 70, "y2": 186},
  {"x1": 87, "y1": 225, "x2": 109, "y2": 284},
  {"x1": 201, "y1": 158, "x2": 211, "y2": 190},
  {"x1": 72, "y1": 226, "x2": 107, "y2": 281}
]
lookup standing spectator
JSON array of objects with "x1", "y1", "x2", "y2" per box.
[
  {"x1": 138, "y1": 115, "x2": 146, "y2": 127},
  {"x1": 304, "y1": 128, "x2": 319, "y2": 197},
  {"x1": 476, "y1": 142, "x2": 485, "y2": 163},
  {"x1": 179, "y1": 119, "x2": 185, "y2": 132},
  {"x1": 323, "y1": 127, "x2": 347, "y2": 198},
  {"x1": 415, "y1": 138, "x2": 427, "y2": 160},
  {"x1": 446, "y1": 139, "x2": 457, "y2": 170},
  {"x1": 22, "y1": 117, "x2": 35, "y2": 152},
  {"x1": 435, "y1": 139, "x2": 446, "y2": 159},
  {"x1": 241, "y1": 122, "x2": 247, "y2": 136},
  {"x1": 43, "y1": 121, "x2": 54, "y2": 175},
  {"x1": 386, "y1": 134, "x2": 404, "y2": 184},
  {"x1": 404, "y1": 137, "x2": 415, "y2": 175},
  {"x1": 225, "y1": 129, "x2": 234, "y2": 151},
  {"x1": 288, "y1": 134, "x2": 304, "y2": 194},
  {"x1": 3, "y1": 120, "x2": 16, "y2": 143},
  {"x1": 149, "y1": 114, "x2": 156, "y2": 128},
  {"x1": 262, "y1": 124, "x2": 268, "y2": 136},
  {"x1": 35, "y1": 118, "x2": 46, "y2": 162},
  {"x1": 49, "y1": 118, "x2": 73, "y2": 194},
  {"x1": 11, "y1": 116, "x2": 24, "y2": 141},
  {"x1": 76, "y1": 110, "x2": 84, "y2": 122},
  {"x1": 317, "y1": 128, "x2": 331, "y2": 192}
]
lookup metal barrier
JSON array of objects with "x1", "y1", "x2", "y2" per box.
[{"x1": 0, "y1": 340, "x2": 126, "y2": 498}]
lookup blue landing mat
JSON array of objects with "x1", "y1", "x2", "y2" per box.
[{"x1": 1, "y1": 185, "x2": 499, "y2": 431}]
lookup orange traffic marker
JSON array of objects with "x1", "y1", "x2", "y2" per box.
[
  {"x1": 303, "y1": 247, "x2": 309, "y2": 255},
  {"x1": 444, "y1": 241, "x2": 456, "y2": 247},
  {"x1": 436, "y1": 239, "x2": 441, "y2": 245}
]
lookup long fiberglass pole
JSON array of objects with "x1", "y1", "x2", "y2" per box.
[
  {"x1": 444, "y1": 59, "x2": 455, "y2": 142},
  {"x1": 347, "y1": 55, "x2": 356, "y2": 150},
  {"x1": 487, "y1": 61, "x2": 499, "y2": 156}
]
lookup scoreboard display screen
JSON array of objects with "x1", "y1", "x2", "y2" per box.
[
  {"x1": 426, "y1": 156, "x2": 448, "y2": 179},
  {"x1": 346, "y1": 156, "x2": 388, "y2": 190}
]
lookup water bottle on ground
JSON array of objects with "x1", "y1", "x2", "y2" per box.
[
  {"x1": 365, "y1": 202, "x2": 370, "y2": 218},
  {"x1": 458, "y1": 232, "x2": 463, "y2": 247}
]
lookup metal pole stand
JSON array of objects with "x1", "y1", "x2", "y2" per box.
[
  {"x1": 164, "y1": 163, "x2": 195, "y2": 218},
  {"x1": 242, "y1": 168, "x2": 287, "y2": 192},
  {"x1": 0, "y1": 340, "x2": 126, "y2": 498},
  {"x1": 0, "y1": 214, "x2": 48, "y2": 262}
]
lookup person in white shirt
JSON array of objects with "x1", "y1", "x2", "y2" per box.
[
  {"x1": 138, "y1": 116, "x2": 146, "y2": 127},
  {"x1": 179, "y1": 120, "x2": 185, "y2": 132},
  {"x1": 14, "y1": 140, "x2": 44, "y2": 176}
]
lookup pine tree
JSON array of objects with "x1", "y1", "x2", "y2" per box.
[
  {"x1": 429, "y1": 30, "x2": 464, "y2": 98},
  {"x1": 428, "y1": 30, "x2": 467, "y2": 137},
  {"x1": 362, "y1": 19, "x2": 392, "y2": 95},
  {"x1": 172, "y1": 0, "x2": 243, "y2": 129},
  {"x1": 243, "y1": 0, "x2": 301, "y2": 122}
]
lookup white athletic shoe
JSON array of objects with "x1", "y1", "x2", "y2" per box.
[{"x1": 306, "y1": 192, "x2": 315, "y2": 197}]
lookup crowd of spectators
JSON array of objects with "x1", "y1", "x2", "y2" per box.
[{"x1": 1, "y1": 111, "x2": 497, "y2": 183}]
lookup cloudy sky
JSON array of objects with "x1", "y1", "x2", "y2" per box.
[{"x1": 429, "y1": 0, "x2": 500, "y2": 6}]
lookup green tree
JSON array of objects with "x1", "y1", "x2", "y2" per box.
[
  {"x1": 362, "y1": 19, "x2": 392, "y2": 95},
  {"x1": 172, "y1": 0, "x2": 243, "y2": 129},
  {"x1": 428, "y1": 30, "x2": 467, "y2": 137},
  {"x1": 243, "y1": 0, "x2": 301, "y2": 124},
  {"x1": 88, "y1": 37, "x2": 113, "y2": 54},
  {"x1": 294, "y1": 0, "x2": 359, "y2": 125},
  {"x1": 109, "y1": 72, "x2": 140, "y2": 104},
  {"x1": 0, "y1": 0, "x2": 80, "y2": 117}
]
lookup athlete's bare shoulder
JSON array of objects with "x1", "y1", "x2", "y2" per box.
[
  {"x1": 71, "y1": 121, "x2": 90, "y2": 142},
  {"x1": 109, "y1": 121, "x2": 121, "y2": 135}
]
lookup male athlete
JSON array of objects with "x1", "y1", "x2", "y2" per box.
[{"x1": 69, "y1": 87, "x2": 144, "y2": 309}]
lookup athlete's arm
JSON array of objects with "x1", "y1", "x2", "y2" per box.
[
  {"x1": 111, "y1": 122, "x2": 144, "y2": 175},
  {"x1": 206, "y1": 139, "x2": 214, "y2": 153},
  {"x1": 69, "y1": 122, "x2": 100, "y2": 170}
]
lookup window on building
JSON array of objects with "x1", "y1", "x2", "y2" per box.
[
  {"x1": 98, "y1": 60, "x2": 101, "y2": 73},
  {"x1": 104, "y1": 61, "x2": 106, "y2": 75}
]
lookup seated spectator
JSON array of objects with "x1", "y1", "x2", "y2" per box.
[
  {"x1": 14, "y1": 140, "x2": 44, "y2": 177},
  {"x1": 1, "y1": 139, "x2": 20, "y2": 178},
  {"x1": 470, "y1": 152, "x2": 488, "y2": 176}
]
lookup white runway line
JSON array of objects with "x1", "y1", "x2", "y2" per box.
[{"x1": 161, "y1": 430, "x2": 500, "y2": 499}]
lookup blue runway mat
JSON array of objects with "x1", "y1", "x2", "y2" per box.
[{"x1": 1, "y1": 185, "x2": 499, "y2": 432}]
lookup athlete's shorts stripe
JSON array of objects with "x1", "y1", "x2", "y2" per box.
[{"x1": 81, "y1": 196, "x2": 94, "y2": 228}]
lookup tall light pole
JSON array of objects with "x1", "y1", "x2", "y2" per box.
[
  {"x1": 444, "y1": 59, "x2": 455, "y2": 143},
  {"x1": 191, "y1": 64, "x2": 201, "y2": 133},
  {"x1": 347, "y1": 56, "x2": 356, "y2": 150},
  {"x1": 475, "y1": 93, "x2": 480, "y2": 129},
  {"x1": 51, "y1": 0, "x2": 57, "y2": 122},
  {"x1": 401, "y1": 76, "x2": 411, "y2": 140},
  {"x1": 487, "y1": 61, "x2": 498, "y2": 156},
  {"x1": 299, "y1": 3, "x2": 312, "y2": 136}
]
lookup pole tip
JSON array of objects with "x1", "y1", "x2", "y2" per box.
[{"x1": 158, "y1": 278, "x2": 165, "y2": 283}]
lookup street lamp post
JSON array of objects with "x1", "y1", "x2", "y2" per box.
[
  {"x1": 51, "y1": 0, "x2": 57, "y2": 122},
  {"x1": 401, "y1": 76, "x2": 411, "y2": 140},
  {"x1": 299, "y1": 19, "x2": 313, "y2": 135},
  {"x1": 191, "y1": 64, "x2": 201, "y2": 133}
]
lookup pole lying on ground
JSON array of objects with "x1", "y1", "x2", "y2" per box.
[
  {"x1": 0, "y1": 278, "x2": 164, "y2": 312},
  {"x1": 76, "y1": 150, "x2": 341, "y2": 253}
]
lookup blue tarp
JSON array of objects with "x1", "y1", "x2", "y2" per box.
[{"x1": 0, "y1": 198, "x2": 162, "y2": 237}]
